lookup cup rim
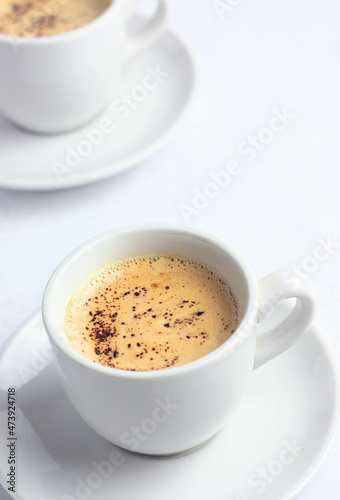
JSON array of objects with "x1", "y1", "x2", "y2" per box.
[
  {"x1": 42, "y1": 224, "x2": 258, "y2": 379},
  {"x1": 0, "y1": 0, "x2": 121, "y2": 45}
]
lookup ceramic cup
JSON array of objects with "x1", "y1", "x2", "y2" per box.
[
  {"x1": 0, "y1": 0, "x2": 168, "y2": 134},
  {"x1": 42, "y1": 225, "x2": 316, "y2": 455}
]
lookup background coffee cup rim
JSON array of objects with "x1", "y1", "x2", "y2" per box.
[{"x1": 42, "y1": 223, "x2": 258, "y2": 380}]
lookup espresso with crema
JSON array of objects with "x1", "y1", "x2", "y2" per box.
[
  {"x1": 64, "y1": 255, "x2": 239, "y2": 371},
  {"x1": 0, "y1": 0, "x2": 111, "y2": 38}
]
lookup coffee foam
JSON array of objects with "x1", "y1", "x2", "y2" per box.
[
  {"x1": 65, "y1": 255, "x2": 239, "y2": 371},
  {"x1": 0, "y1": 0, "x2": 111, "y2": 38}
]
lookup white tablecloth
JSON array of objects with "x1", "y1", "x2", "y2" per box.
[{"x1": 1, "y1": 0, "x2": 339, "y2": 498}]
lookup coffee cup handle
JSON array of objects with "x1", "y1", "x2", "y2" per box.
[
  {"x1": 254, "y1": 270, "x2": 316, "y2": 369},
  {"x1": 124, "y1": 0, "x2": 169, "y2": 59}
]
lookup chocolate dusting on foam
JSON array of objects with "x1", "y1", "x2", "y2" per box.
[
  {"x1": 65, "y1": 255, "x2": 239, "y2": 372},
  {"x1": 0, "y1": 1, "x2": 57, "y2": 37},
  {"x1": 0, "y1": 0, "x2": 111, "y2": 38}
]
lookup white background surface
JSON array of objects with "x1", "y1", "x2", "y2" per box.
[{"x1": 0, "y1": 0, "x2": 340, "y2": 498}]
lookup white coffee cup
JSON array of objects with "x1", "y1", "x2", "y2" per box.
[
  {"x1": 42, "y1": 225, "x2": 316, "y2": 455},
  {"x1": 0, "y1": 0, "x2": 168, "y2": 134}
]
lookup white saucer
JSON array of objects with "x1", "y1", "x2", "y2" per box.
[
  {"x1": 0, "y1": 312, "x2": 339, "y2": 500},
  {"x1": 0, "y1": 30, "x2": 196, "y2": 191}
]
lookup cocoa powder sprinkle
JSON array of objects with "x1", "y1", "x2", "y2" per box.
[{"x1": 64, "y1": 254, "x2": 239, "y2": 371}]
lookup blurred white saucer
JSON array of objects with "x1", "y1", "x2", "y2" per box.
[
  {"x1": 0, "y1": 30, "x2": 197, "y2": 191},
  {"x1": 0, "y1": 311, "x2": 339, "y2": 500}
]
